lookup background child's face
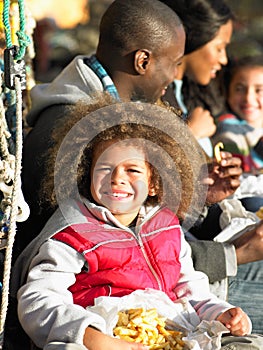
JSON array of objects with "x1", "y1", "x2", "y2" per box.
[
  {"x1": 228, "y1": 66, "x2": 263, "y2": 128},
  {"x1": 90, "y1": 140, "x2": 154, "y2": 226}
]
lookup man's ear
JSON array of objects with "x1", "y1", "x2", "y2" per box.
[{"x1": 134, "y1": 49, "x2": 152, "y2": 75}]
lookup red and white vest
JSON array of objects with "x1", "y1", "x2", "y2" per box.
[{"x1": 53, "y1": 206, "x2": 181, "y2": 307}]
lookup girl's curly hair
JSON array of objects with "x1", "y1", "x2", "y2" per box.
[{"x1": 41, "y1": 92, "x2": 207, "y2": 222}]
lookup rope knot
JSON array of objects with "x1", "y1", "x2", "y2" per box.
[
  {"x1": 15, "y1": 31, "x2": 31, "y2": 60},
  {"x1": 16, "y1": 30, "x2": 31, "y2": 46}
]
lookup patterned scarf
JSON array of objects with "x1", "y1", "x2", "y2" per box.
[{"x1": 84, "y1": 54, "x2": 120, "y2": 100}]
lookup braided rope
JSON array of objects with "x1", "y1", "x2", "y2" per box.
[
  {"x1": 0, "y1": 1, "x2": 29, "y2": 344},
  {"x1": 15, "y1": 0, "x2": 31, "y2": 60},
  {"x1": 2, "y1": 0, "x2": 12, "y2": 48},
  {"x1": 0, "y1": 68, "x2": 14, "y2": 170},
  {"x1": 2, "y1": 0, "x2": 31, "y2": 59},
  {"x1": 0, "y1": 76, "x2": 23, "y2": 339},
  {"x1": 0, "y1": 74, "x2": 15, "y2": 248},
  {"x1": 0, "y1": 92, "x2": 13, "y2": 162}
]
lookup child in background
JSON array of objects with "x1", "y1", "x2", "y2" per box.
[
  {"x1": 213, "y1": 55, "x2": 263, "y2": 173},
  {"x1": 10, "y1": 96, "x2": 261, "y2": 350}
]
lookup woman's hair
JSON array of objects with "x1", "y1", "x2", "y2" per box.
[
  {"x1": 159, "y1": 0, "x2": 234, "y2": 116},
  {"x1": 41, "y1": 93, "x2": 207, "y2": 222},
  {"x1": 159, "y1": 0, "x2": 234, "y2": 54},
  {"x1": 182, "y1": 76, "x2": 226, "y2": 116}
]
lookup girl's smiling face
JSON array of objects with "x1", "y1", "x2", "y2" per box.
[
  {"x1": 90, "y1": 140, "x2": 155, "y2": 226},
  {"x1": 228, "y1": 66, "x2": 263, "y2": 128}
]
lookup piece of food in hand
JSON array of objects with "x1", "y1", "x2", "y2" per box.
[
  {"x1": 113, "y1": 308, "x2": 185, "y2": 349},
  {"x1": 214, "y1": 142, "x2": 224, "y2": 163},
  {"x1": 256, "y1": 206, "x2": 263, "y2": 219}
]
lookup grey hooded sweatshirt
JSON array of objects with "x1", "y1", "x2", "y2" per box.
[{"x1": 27, "y1": 55, "x2": 103, "y2": 126}]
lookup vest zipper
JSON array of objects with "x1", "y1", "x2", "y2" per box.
[{"x1": 136, "y1": 233, "x2": 163, "y2": 291}]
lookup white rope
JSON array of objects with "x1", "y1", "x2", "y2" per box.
[
  {"x1": 0, "y1": 77, "x2": 23, "y2": 339},
  {"x1": 0, "y1": 74, "x2": 14, "y2": 165}
]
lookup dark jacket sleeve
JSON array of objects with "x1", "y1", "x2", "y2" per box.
[
  {"x1": 188, "y1": 240, "x2": 227, "y2": 283},
  {"x1": 254, "y1": 136, "x2": 263, "y2": 157}
]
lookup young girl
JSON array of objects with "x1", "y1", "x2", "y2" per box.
[
  {"x1": 213, "y1": 55, "x2": 263, "y2": 173},
  {"x1": 10, "y1": 96, "x2": 260, "y2": 350}
]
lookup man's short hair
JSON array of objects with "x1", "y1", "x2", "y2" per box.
[{"x1": 98, "y1": 0, "x2": 183, "y2": 54}]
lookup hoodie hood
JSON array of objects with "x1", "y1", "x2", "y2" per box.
[
  {"x1": 82, "y1": 196, "x2": 161, "y2": 233},
  {"x1": 26, "y1": 55, "x2": 103, "y2": 127}
]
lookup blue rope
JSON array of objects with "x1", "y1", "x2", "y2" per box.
[
  {"x1": 16, "y1": 0, "x2": 31, "y2": 60},
  {"x1": 2, "y1": 0, "x2": 12, "y2": 49},
  {"x1": 2, "y1": 0, "x2": 31, "y2": 60}
]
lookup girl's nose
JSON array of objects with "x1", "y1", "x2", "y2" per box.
[
  {"x1": 244, "y1": 88, "x2": 256, "y2": 102},
  {"x1": 111, "y1": 167, "x2": 127, "y2": 184}
]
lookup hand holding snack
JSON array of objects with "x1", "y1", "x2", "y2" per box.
[{"x1": 204, "y1": 145, "x2": 242, "y2": 204}]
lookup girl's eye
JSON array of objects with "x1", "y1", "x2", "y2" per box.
[
  {"x1": 234, "y1": 85, "x2": 245, "y2": 93},
  {"x1": 256, "y1": 87, "x2": 263, "y2": 95},
  {"x1": 96, "y1": 167, "x2": 111, "y2": 173},
  {"x1": 128, "y1": 168, "x2": 141, "y2": 173}
]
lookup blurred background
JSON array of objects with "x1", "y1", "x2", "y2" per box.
[{"x1": 1, "y1": 0, "x2": 263, "y2": 83}]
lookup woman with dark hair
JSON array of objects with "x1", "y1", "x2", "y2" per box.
[
  {"x1": 161, "y1": 0, "x2": 234, "y2": 156},
  {"x1": 160, "y1": 0, "x2": 263, "y2": 334}
]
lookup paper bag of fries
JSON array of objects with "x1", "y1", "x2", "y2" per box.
[{"x1": 87, "y1": 288, "x2": 229, "y2": 350}]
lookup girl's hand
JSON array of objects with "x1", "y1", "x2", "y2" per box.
[
  {"x1": 84, "y1": 326, "x2": 149, "y2": 350},
  {"x1": 216, "y1": 307, "x2": 251, "y2": 336}
]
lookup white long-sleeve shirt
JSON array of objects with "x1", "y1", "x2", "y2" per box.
[{"x1": 17, "y1": 202, "x2": 235, "y2": 348}]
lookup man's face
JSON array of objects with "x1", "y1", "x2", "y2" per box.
[{"x1": 132, "y1": 25, "x2": 185, "y2": 103}]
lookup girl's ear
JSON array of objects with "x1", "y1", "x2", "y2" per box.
[
  {"x1": 134, "y1": 49, "x2": 152, "y2": 75},
  {"x1": 148, "y1": 186, "x2": 157, "y2": 197}
]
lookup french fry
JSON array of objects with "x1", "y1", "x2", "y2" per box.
[
  {"x1": 114, "y1": 326, "x2": 138, "y2": 337},
  {"x1": 116, "y1": 311, "x2": 129, "y2": 326},
  {"x1": 256, "y1": 206, "x2": 263, "y2": 219},
  {"x1": 113, "y1": 308, "x2": 185, "y2": 350},
  {"x1": 214, "y1": 142, "x2": 224, "y2": 163}
]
